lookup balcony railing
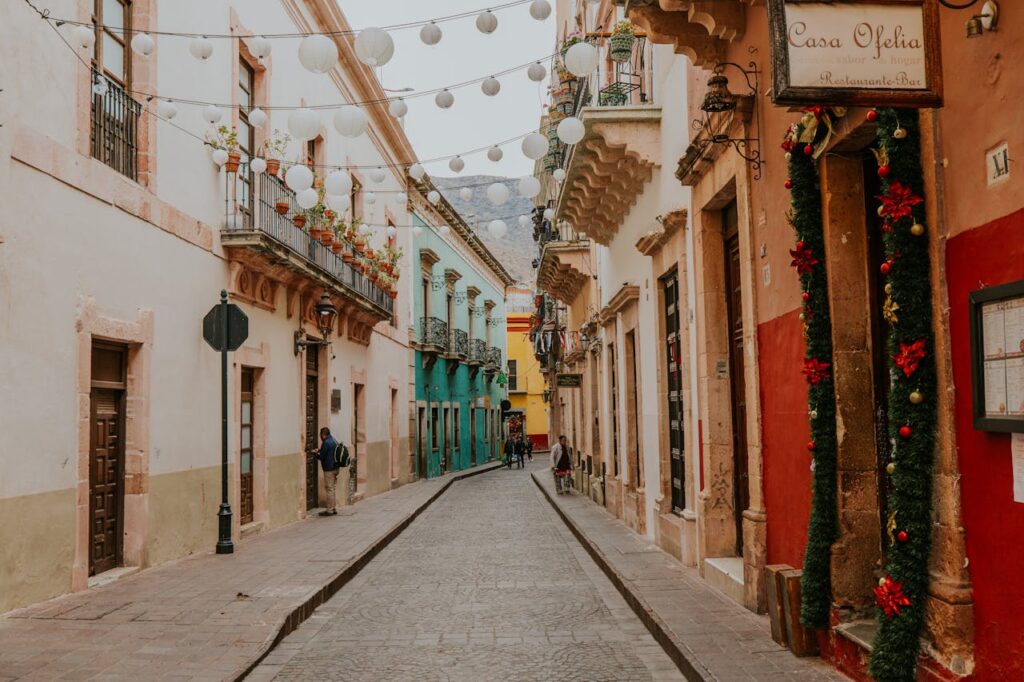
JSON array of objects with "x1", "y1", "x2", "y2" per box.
[
  {"x1": 451, "y1": 329, "x2": 469, "y2": 358},
  {"x1": 485, "y1": 347, "x2": 502, "y2": 370},
  {"x1": 469, "y1": 338, "x2": 486, "y2": 364},
  {"x1": 223, "y1": 165, "x2": 393, "y2": 317},
  {"x1": 91, "y1": 72, "x2": 141, "y2": 181},
  {"x1": 420, "y1": 317, "x2": 449, "y2": 350}
]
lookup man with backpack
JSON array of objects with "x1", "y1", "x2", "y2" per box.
[
  {"x1": 551, "y1": 435, "x2": 573, "y2": 494},
  {"x1": 312, "y1": 427, "x2": 346, "y2": 516}
]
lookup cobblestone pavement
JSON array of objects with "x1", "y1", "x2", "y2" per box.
[{"x1": 248, "y1": 462, "x2": 686, "y2": 682}]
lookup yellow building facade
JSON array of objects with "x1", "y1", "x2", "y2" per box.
[{"x1": 505, "y1": 288, "x2": 550, "y2": 450}]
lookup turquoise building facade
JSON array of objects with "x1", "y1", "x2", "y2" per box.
[{"x1": 409, "y1": 189, "x2": 513, "y2": 479}]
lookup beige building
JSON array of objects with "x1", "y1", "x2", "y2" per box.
[{"x1": 0, "y1": 0, "x2": 423, "y2": 613}]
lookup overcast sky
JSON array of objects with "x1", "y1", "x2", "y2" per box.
[{"x1": 342, "y1": 1, "x2": 556, "y2": 179}]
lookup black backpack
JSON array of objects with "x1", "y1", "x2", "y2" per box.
[{"x1": 334, "y1": 442, "x2": 351, "y2": 468}]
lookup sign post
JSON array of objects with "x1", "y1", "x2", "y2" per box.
[{"x1": 203, "y1": 291, "x2": 249, "y2": 555}]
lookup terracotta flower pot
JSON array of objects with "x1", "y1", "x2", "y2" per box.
[
  {"x1": 320, "y1": 232, "x2": 334, "y2": 246},
  {"x1": 292, "y1": 214, "x2": 307, "y2": 229},
  {"x1": 266, "y1": 159, "x2": 281, "y2": 176},
  {"x1": 342, "y1": 252, "x2": 353, "y2": 263},
  {"x1": 275, "y1": 200, "x2": 289, "y2": 215},
  {"x1": 355, "y1": 243, "x2": 365, "y2": 254},
  {"x1": 388, "y1": 290, "x2": 398, "y2": 300},
  {"x1": 331, "y1": 242, "x2": 343, "y2": 254},
  {"x1": 309, "y1": 228, "x2": 322, "y2": 240},
  {"x1": 225, "y1": 151, "x2": 241, "y2": 174},
  {"x1": 323, "y1": 209, "x2": 336, "y2": 223}
]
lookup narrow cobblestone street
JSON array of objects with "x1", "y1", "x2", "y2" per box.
[{"x1": 248, "y1": 462, "x2": 685, "y2": 681}]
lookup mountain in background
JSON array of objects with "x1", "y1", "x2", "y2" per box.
[{"x1": 433, "y1": 175, "x2": 536, "y2": 286}]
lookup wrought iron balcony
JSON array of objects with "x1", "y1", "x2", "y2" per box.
[
  {"x1": 449, "y1": 329, "x2": 469, "y2": 359},
  {"x1": 485, "y1": 347, "x2": 502, "y2": 372},
  {"x1": 91, "y1": 71, "x2": 141, "y2": 181},
  {"x1": 420, "y1": 317, "x2": 449, "y2": 353},
  {"x1": 468, "y1": 338, "x2": 487, "y2": 366}
]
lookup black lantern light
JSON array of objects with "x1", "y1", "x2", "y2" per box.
[
  {"x1": 700, "y1": 73, "x2": 737, "y2": 113},
  {"x1": 294, "y1": 291, "x2": 338, "y2": 355}
]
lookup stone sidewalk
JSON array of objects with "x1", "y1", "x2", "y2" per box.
[
  {"x1": 531, "y1": 471, "x2": 846, "y2": 682},
  {"x1": 0, "y1": 464, "x2": 500, "y2": 682}
]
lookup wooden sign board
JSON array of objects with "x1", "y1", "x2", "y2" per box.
[
  {"x1": 556, "y1": 373, "x2": 583, "y2": 388},
  {"x1": 768, "y1": 0, "x2": 943, "y2": 108}
]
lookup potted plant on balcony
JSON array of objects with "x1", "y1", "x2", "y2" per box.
[
  {"x1": 560, "y1": 32, "x2": 582, "y2": 60},
  {"x1": 292, "y1": 212, "x2": 307, "y2": 230},
  {"x1": 262, "y1": 129, "x2": 291, "y2": 176},
  {"x1": 610, "y1": 20, "x2": 635, "y2": 63},
  {"x1": 205, "y1": 124, "x2": 241, "y2": 173},
  {"x1": 275, "y1": 198, "x2": 290, "y2": 215},
  {"x1": 384, "y1": 245, "x2": 403, "y2": 275}
]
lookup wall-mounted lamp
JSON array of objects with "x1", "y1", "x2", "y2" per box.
[
  {"x1": 691, "y1": 61, "x2": 763, "y2": 180},
  {"x1": 294, "y1": 291, "x2": 338, "y2": 355},
  {"x1": 965, "y1": 0, "x2": 999, "y2": 37}
]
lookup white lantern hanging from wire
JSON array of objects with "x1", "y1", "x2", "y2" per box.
[
  {"x1": 564, "y1": 41, "x2": 599, "y2": 76},
  {"x1": 92, "y1": 76, "x2": 108, "y2": 97},
  {"x1": 518, "y1": 176, "x2": 541, "y2": 199},
  {"x1": 487, "y1": 220, "x2": 508, "y2": 238},
  {"x1": 394, "y1": 191, "x2": 408, "y2": 205},
  {"x1": 325, "y1": 170, "x2": 352, "y2": 196},
  {"x1": 557, "y1": 116, "x2": 586, "y2": 145},
  {"x1": 543, "y1": 208, "x2": 555, "y2": 220},
  {"x1": 288, "y1": 108, "x2": 321, "y2": 140},
  {"x1": 296, "y1": 187, "x2": 319, "y2": 210},
  {"x1": 486, "y1": 182, "x2": 511, "y2": 206},
  {"x1": 521, "y1": 133, "x2": 548, "y2": 160},
  {"x1": 427, "y1": 190, "x2": 441, "y2": 204},
  {"x1": 298, "y1": 34, "x2": 338, "y2": 74},
  {"x1": 189, "y1": 36, "x2": 214, "y2": 61},
  {"x1": 156, "y1": 99, "x2": 177, "y2": 120},
  {"x1": 388, "y1": 98, "x2": 408, "y2": 119},
  {"x1": 326, "y1": 193, "x2": 351, "y2": 213},
  {"x1": 365, "y1": 192, "x2": 377, "y2": 205},
  {"x1": 359, "y1": 223, "x2": 372, "y2": 236},
  {"x1": 481, "y1": 77, "x2": 501, "y2": 97},
  {"x1": 248, "y1": 107, "x2": 267, "y2": 128},
  {"x1": 476, "y1": 10, "x2": 498, "y2": 34},
  {"x1": 527, "y1": 62, "x2": 547, "y2": 82},
  {"x1": 459, "y1": 187, "x2": 473, "y2": 202},
  {"x1": 212, "y1": 148, "x2": 229, "y2": 166},
  {"x1": 250, "y1": 157, "x2": 267, "y2": 174},
  {"x1": 435, "y1": 89, "x2": 455, "y2": 110},
  {"x1": 365, "y1": 169, "x2": 383, "y2": 186},
  {"x1": 487, "y1": 146, "x2": 504, "y2": 162},
  {"x1": 449, "y1": 156, "x2": 465, "y2": 173},
  {"x1": 202, "y1": 104, "x2": 224, "y2": 124},
  {"x1": 354, "y1": 27, "x2": 394, "y2": 67},
  {"x1": 249, "y1": 36, "x2": 272, "y2": 60},
  {"x1": 408, "y1": 164, "x2": 426, "y2": 181},
  {"x1": 412, "y1": 225, "x2": 423, "y2": 236},
  {"x1": 519, "y1": 215, "x2": 532, "y2": 228},
  {"x1": 285, "y1": 164, "x2": 314, "y2": 192},
  {"x1": 420, "y1": 22, "x2": 442, "y2": 46},
  {"x1": 552, "y1": 168, "x2": 567, "y2": 182},
  {"x1": 74, "y1": 25, "x2": 95, "y2": 49},
  {"x1": 439, "y1": 224, "x2": 451, "y2": 235},
  {"x1": 385, "y1": 225, "x2": 398, "y2": 239},
  {"x1": 529, "y1": 0, "x2": 552, "y2": 20},
  {"x1": 130, "y1": 33, "x2": 154, "y2": 57},
  {"x1": 333, "y1": 106, "x2": 368, "y2": 138}
]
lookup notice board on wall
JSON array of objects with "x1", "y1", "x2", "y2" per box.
[{"x1": 970, "y1": 279, "x2": 1024, "y2": 433}]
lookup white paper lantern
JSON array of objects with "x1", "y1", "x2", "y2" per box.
[
  {"x1": 130, "y1": 33, "x2": 154, "y2": 57},
  {"x1": 326, "y1": 193, "x2": 351, "y2": 212},
  {"x1": 288, "y1": 108, "x2": 321, "y2": 141},
  {"x1": 476, "y1": 10, "x2": 498, "y2": 34},
  {"x1": 359, "y1": 223, "x2": 372, "y2": 236},
  {"x1": 420, "y1": 22, "x2": 442, "y2": 46},
  {"x1": 298, "y1": 34, "x2": 337, "y2": 74},
  {"x1": 202, "y1": 104, "x2": 223, "y2": 124},
  {"x1": 527, "y1": 62, "x2": 547, "y2": 82},
  {"x1": 156, "y1": 99, "x2": 177, "y2": 120},
  {"x1": 285, "y1": 164, "x2": 314, "y2": 192},
  {"x1": 324, "y1": 170, "x2": 352, "y2": 196},
  {"x1": 481, "y1": 77, "x2": 501, "y2": 97},
  {"x1": 189, "y1": 36, "x2": 214, "y2": 61},
  {"x1": 74, "y1": 25, "x2": 95, "y2": 49},
  {"x1": 435, "y1": 89, "x2": 454, "y2": 110},
  {"x1": 486, "y1": 182, "x2": 511, "y2": 206},
  {"x1": 543, "y1": 208, "x2": 555, "y2": 220},
  {"x1": 333, "y1": 106, "x2": 368, "y2": 138},
  {"x1": 522, "y1": 132, "x2": 548, "y2": 160},
  {"x1": 355, "y1": 27, "x2": 394, "y2": 67},
  {"x1": 487, "y1": 146, "x2": 504, "y2": 162},
  {"x1": 565, "y1": 42, "x2": 599, "y2": 76},
  {"x1": 557, "y1": 116, "x2": 586, "y2": 145},
  {"x1": 365, "y1": 192, "x2": 377, "y2": 205},
  {"x1": 388, "y1": 98, "x2": 408, "y2": 119},
  {"x1": 408, "y1": 164, "x2": 426, "y2": 181},
  {"x1": 518, "y1": 176, "x2": 541, "y2": 199},
  {"x1": 212, "y1": 149, "x2": 229, "y2": 166},
  {"x1": 439, "y1": 224, "x2": 451, "y2": 235},
  {"x1": 553, "y1": 168, "x2": 567, "y2": 182},
  {"x1": 529, "y1": 0, "x2": 552, "y2": 20},
  {"x1": 427, "y1": 190, "x2": 441, "y2": 204},
  {"x1": 250, "y1": 157, "x2": 267, "y2": 174},
  {"x1": 248, "y1": 107, "x2": 267, "y2": 128},
  {"x1": 519, "y1": 215, "x2": 531, "y2": 228},
  {"x1": 249, "y1": 36, "x2": 272, "y2": 59},
  {"x1": 459, "y1": 187, "x2": 473, "y2": 202},
  {"x1": 394, "y1": 191, "x2": 408, "y2": 205},
  {"x1": 295, "y1": 188, "x2": 319, "y2": 210},
  {"x1": 449, "y1": 156, "x2": 465, "y2": 173},
  {"x1": 412, "y1": 225, "x2": 423, "y2": 236},
  {"x1": 487, "y1": 220, "x2": 508, "y2": 238},
  {"x1": 92, "y1": 77, "x2": 108, "y2": 97},
  {"x1": 385, "y1": 225, "x2": 398, "y2": 239},
  {"x1": 369, "y1": 167, "x2": 387, "y2": 184}
]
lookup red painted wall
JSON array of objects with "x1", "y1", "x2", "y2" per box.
[
  {"x1": 946, "y1": 207, "x2": 1024, "y2": 680},
  {"x1": 759, "y1": 308, "x2": 814, "y2": 568}
]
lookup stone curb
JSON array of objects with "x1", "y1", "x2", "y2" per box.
[
  {"x1": 531, "y1": 472, "x2": 713, "y2": 682},
  {"x1": 235, "y1": 462, "x2": 503, "y2": 681}
]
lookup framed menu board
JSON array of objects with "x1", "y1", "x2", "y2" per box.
[{"x1": 970, "y1": 280, "x2": 1024, "y2": 432}]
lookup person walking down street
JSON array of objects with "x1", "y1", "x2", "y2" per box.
[
  {"x1": 515, "y1": 436, "x2": 526, "y2": 469},
  {"x1": 313, "y1": 427, "x2": 340, "y2": 516},
  {"x1": 526, "y1": 438, "x2": 534, "y2": 462},
  {"x1": 504, "y1": 437, "x2": 516, "y2": 469},
  {"x1": 551, "y1": 435, "x2": 572, "y2": 494}
]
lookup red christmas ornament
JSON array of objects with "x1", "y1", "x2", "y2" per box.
[
  {"x1": 802, "y1": 358, "x2": 832, "y2": 385},
  {"x1": 897, "y1": 530, "x2": 909, "y2": 543},
  {"x1": 893, "y1": 339, "x2": 927, "y2": 378},
  {"x1": 880, "y1": 261, "x2": 892, "y2": 276},
  {"x1": 899, "y1": 425, "x2": 913, "y2": 439},
  {"x1": 878, "y1": 164, "x2": 891, "y2": 179},
  {"x1": 807, "y1": 441, "x2": 816, "y2": 452},
  {"x1": 785, "y1": 179, "x2": 793, "y2": 190},
  {"x1": 881, "y1": 223, "x2": 893, "y2": 233},
  {"x1": 802, "y1": 292, "x2": 811, "y2": 302},
  {"x1": 867, "y1": 109, "x2": 879, "y2": 122},
  {"x1": 803, "y1": 144, "x2": 814, "y2": 156},
  {"x1": 874, "y1": 576, "x2": 911, "y2": 618},
  {"x1": 790, "y1": 247, "x2": 820, "y2": 275},
  {"x1": 795, "y1": 240, "x2": 805, "y2": 250},
  {"x1": 878, "y1": 180, "x2": 925, "y2": 222}
]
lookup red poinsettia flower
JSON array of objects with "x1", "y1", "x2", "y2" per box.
[
  {"x1": 802, "y1": 358, "x2": 831, "y2": 385},
  {"x1": 790, "y1": 247, "x2": 819, "y2": 275},
  {"x1": 877, "y1": 180, "x2": 924, "y2": 223},
  {"x1": 874, "y1": 575, "x2": 912, "y2": 618},
  {"x1": 893, "y1": 339, "x2": 927, "y2": 378}
]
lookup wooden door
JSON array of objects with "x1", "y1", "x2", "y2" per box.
[
  {"x1": 90, "y1": 387, "x2": 124, "y2": 575},
  {"x1": 240, "y1": 368, "x2": 255, "y2": 525},
  {"x1": 305, "y1": 349, "x2": 319, "y2": 510},
  {"x1": 663, "y1": 269, "x2": 686, "y2": 512},
  {"x1": 417, "y1": 406, "x2": 427, "y2": 479},
  {"x1": 724, "y1": 202, "x2": 750, "y2": 555},
  {"x1": 470, "y1": 407, "x2": 477, "y2": 466}
]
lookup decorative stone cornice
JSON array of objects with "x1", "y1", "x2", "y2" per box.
[
  {"x1": 419, "y1": 248, "x2": 441, "y2": 267},
  {"x1": 444, "y1": 268, "x2": 463, "y2": 284},
  {"x1": 599, "y1": 284, "x2": 640, "y2": 326},
  {"x1": 616, "y1": 1, "x2": 746, "y2": 68},
  {"x1": 536, "y1": 240, "x2": 591, "y2": 305},
  {"x1": 465, "y1": 285, "x2": 482, "y2": 299},
  {"x1": 635, "y1": 209, "x2": 688, "y2": 256}
]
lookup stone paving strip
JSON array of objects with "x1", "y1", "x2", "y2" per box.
[
  {"x1": 531, "y1": 471, "x2": 847, "y2": 682},
  {"x1": 0, "y1": 463, "x2": 501, "y2": 682}
]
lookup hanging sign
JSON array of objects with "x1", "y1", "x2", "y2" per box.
[
  {"x1": 556, "y1": 373, "x2": 583, "y2": 388},
  {"x1": 767, "y1": 0, "x2": 942, "y2": 108}
]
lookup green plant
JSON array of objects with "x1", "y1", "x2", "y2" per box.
[
  {"x1": 205, "y1": 124, "x2": 239, "y2": 152},
  {"x1": 263, "y1": 129, "x2": 291, "y2": 160},
  {"x1": 613, "y1": 20, "x2": 633, "y2": 35}
]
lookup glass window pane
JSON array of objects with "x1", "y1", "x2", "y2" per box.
[
  {"x1": 238, "y1": 82, "x2": 251, "y2": 110},
  {"x1": 241, "y1": 425, "x2": 252, "y2": 449},
  {"x1": 104, "y1": 0, "x2": 125, "y2": 31},
  {"x1": 102, "y1": 32, "x2": 125, "y2": 81},
  {"x1": 237, "y1": 119, "x2": 253, "y2": 156},
  {"x1": 241, "y1": 402, "x2": 252, "y2": 423},
  {"x1": 241, "y1": 452, "x2": 252, "y2": 474}
]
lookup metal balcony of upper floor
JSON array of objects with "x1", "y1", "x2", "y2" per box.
[
  {"x1": 484, "y1": 347, "x2": 502, "y2": 375},
  {"x1": 444, "y1": 329, "x2": 470, "y2": 373}
]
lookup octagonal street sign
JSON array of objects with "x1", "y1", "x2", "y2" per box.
[{"x1": 203, "y1": 303, "x2": 249, "y2": 352}]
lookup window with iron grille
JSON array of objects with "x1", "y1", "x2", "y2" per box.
[
  {"x1": 91, "y1": 0, "x2": 141, "y2": 180},
  {"x1": 507, "y1": 359, "x2": 519, "y2": 392},
  {"x1": 237, "y1": 58, "x2": 256, "y2": 224}
]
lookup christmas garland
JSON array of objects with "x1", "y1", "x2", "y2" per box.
[
  {"x1": 867, "y1": 108, "x2": 938, "y2": 682},
  {"x1": 781, "y1": 106, "x2": 844, "y2": 630}
]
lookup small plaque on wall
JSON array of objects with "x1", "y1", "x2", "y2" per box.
[
  {"x1": 331, "y1": 389, "x2": 342, "y2": 413},
  {"x1": 970, "y1": 280, "x2": 1024, "y2": 432}
]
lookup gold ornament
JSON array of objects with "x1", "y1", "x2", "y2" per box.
[
  {"x1": 877, "y1": 205, "x2": 886, "y2": 217},
  {"x1": 910, "y1": 222, "x2": 925, "y2": 236},
  {"x1": 885, "y1": 283, "x2": 893, "y2": 295},
  {"x1": 785, "y1": 152, "x2": 792, "y2": 161},
  {"x1": 883, "y1": 295, "x2": 900, "y2": 324},
  {"x1": 810, "y1": 409, "x2": 818, "y2": 420},
  {"x1": 799, "y1": 312, "x2": 806, "y2": 322},
  {"x1": 886, "y1": 462, "x2": 896, "y2": 475},
  {"x1": 909, "y1": 391, "x2": 924, "y2": 405},
  {"x1": 893, "y1": 127, "x2": 908, "y2": 140},
  {"x1": 886, "y1": 510, "x2": 898, "y2": 547}
]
